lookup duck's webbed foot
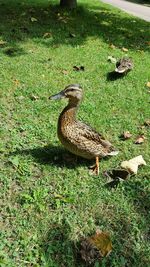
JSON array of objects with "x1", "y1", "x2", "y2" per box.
[{"x1": 89, "y1": 156, "x2": 99, "y2": 176}]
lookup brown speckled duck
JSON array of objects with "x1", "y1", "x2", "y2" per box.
[
  {"x1": 115, "y1": 57, "x2": 134, "y2": 74},
  {"x1": 49, "y1": 84, "x2": 118, "y2": 175}
]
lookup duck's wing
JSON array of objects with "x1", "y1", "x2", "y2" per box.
[{"x1": 77, "y1": 121, "x2": 112, "y2": 148}]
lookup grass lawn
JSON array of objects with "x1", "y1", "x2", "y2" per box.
[{"x1": 0, "y1": 0, "x2": 150, "y2": 266}]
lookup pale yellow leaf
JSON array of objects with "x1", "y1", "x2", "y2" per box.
[{"x1": 31, "y1": 17, "x2": 38, "y2": 22}]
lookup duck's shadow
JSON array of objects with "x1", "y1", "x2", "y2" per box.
[
  {"x1": 107, "y1": 71, "x2": 125, "y2": 81},
  {"x1": 11, "y1": 144, "x2": 90, "y2": 169}
]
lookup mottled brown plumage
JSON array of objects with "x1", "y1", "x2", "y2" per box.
[
  {"x1": 115, "y1": 57, "x2": 134, "y2": 73},
  {"x1": 49, "y1": 84, "x2": 118, "y2": 175}
]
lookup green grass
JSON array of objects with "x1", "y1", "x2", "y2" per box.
[{"x1": 0, "y1": 0, "x2": 150, "y2": 266}]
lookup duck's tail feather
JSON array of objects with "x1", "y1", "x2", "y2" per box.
[
  {"x1": 107, "y1": 151, "x2": 119, "y2": 156},
  {"x1": 115, "y1": 67, "x2": 126, "y2": 73}
]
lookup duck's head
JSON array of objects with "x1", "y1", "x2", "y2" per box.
[{"x1": 49, "y1": 84, "x2": 83, "y2": 103}]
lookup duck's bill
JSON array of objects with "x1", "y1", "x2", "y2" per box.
[{"x1": 49, "y1": 91, "x2": 65, "y2": 100}]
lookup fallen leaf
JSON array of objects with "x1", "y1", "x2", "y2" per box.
[
  {"x1": 139, "y1": 125, "x2": 145, "y2": 130},
  {"x1": 30, "y1": 94, "x2": 39, "y2": 100},
  {"x1": 80, "y1": 230, "x2": 112, "y2": 264},
  {"x1": 144, "y1": 119, "x2": 150, "y2": 127},
  {"x1": 31, "y1": 17, "x2": 38, "y2": 22},
  {"x1": 13, "y1": 79, "x2": 20, "y2": 86},
  {"x1": 0, "y1": 40, "x2": 7, "y2": 46},
  {"x1": 121, "y1": 155, "x2": 146, "y2": 174},
  {"x1": 146, "y1": 81, "x2": 150, "y2": 88},
  {"x1": 109, "y1": 44, "x2": 116, "y2": 49},
  {"x1": 120, "y1": 131, "x2": 132, "y2": 140},
  {"x1": 89, "y1": 230, "x2": 112, "y2": 257},
  {"x1": 107, "y1": 56, "x2": 117, "y2": 64},
  {"x1": 43, "y1": 32, "x2": 52, "y2": 38},
  {"x1": 69, "y1": 33, "x2": 76, "y2": 38},
  {"x1": 62, "y1": 70, "x2": 69, "y2": 75},
  {"x1": 73, "y1": 65, "x2": 85, "y2": 71},
  {"x1": 135, "y1": 135, "x2": 145, "y2": 144},
  {"x1": 122, "y1": 47, "x2": 128, "y2": 52}
]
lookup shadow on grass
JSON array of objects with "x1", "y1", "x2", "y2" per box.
[
  {"x1": 106, "y1": 71, "x2": 126, "y2": 81},
  {"x1": 123, "y1": 179, "x2": 150, "y2": 221},
  {"x1": 41, "y1": 192, "x2": 150, "y2": 267},
  {"x1": 41, "y1": 223, "x2": 81, "y2": 267},
  {"x1": 11, "y1": 144, "x2": 90, "y2": 169},
  {"x1": 0, "y1": 0, "x2": 149, "y2": 56}
]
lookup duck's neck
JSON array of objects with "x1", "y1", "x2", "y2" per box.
[{"x1": 59, "y1": 99, "x2": 80, "y2": 125}]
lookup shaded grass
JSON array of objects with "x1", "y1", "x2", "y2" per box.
[{"x1": 0, "y1": 0, "x2": 150, "y2": 266}]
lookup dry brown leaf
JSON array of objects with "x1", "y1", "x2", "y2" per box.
[
  {"x1": 146, "y1": 81, "x2": 150, "y2": 88},
  {"x1": 43, "y1": 32, "x2": 52, "y2": 38},
  {"x1": 30, "y1": 94, "x2": 39, "y2": 100},
  {"x1": 13, "y1": 79, "x2": 20, "y2": 86},
  {"x1": 144, "y1": 119, "x2": 150, "y2": 127},
  {"x1": 89, "y1": 230, "x2": 112, "y2": 257},
  {"x1": 121, "y1": 131, "x2": 132, "y2": 140},
  {"x1": 109, "y1": 44, "x2": 116, "y2": 49},
  {"x1": 139, "y1": 125, "x2": 145, "y2": 130},
  {"x1": 135, "y1": 135, "x2": 145, "y2": 144},
  {"x1": 62, "y1": 70, "x2": 69, "y2": 75},
  {"x1": 80, "y1": 230, "x2": 112, "y2": 264},
  {"x1": 122, "y1": 47, "x2": 128, "y2": 52}
]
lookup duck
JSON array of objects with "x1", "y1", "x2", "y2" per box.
[
  {"x1": 49, "y1": 84, "x2": 118, "y2": 175},
  {"x1": 115, "y1": 57, "x2": 133, "y2": 74}
]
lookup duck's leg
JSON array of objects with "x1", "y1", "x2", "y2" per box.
[{"x1": 89, "y1": 156, "x2": 99, "y2": 175}]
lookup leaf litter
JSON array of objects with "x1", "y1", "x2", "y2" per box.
[
  {"x1": 121, "y1": 155, "x2": 146, "y2": 174},
  {"x1": 135, "y1": 134, "x2": 145, "y2": 144},
  {"x1": 80, "y1": 229, "x2": 112, "y2": 264},
  {"x1": 120, "y1": 131, "x2": 132, "y2": 140},
  {"x1": 73, "y1": 65, "x2": 85, "y2": 71},
  {"x1": 107, "y1": 56, "x2": 117, "y2": 64}
]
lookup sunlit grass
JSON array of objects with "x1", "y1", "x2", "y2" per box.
[{"x1": 0, "y1": 0, "x2": 150, "y2": 266}]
